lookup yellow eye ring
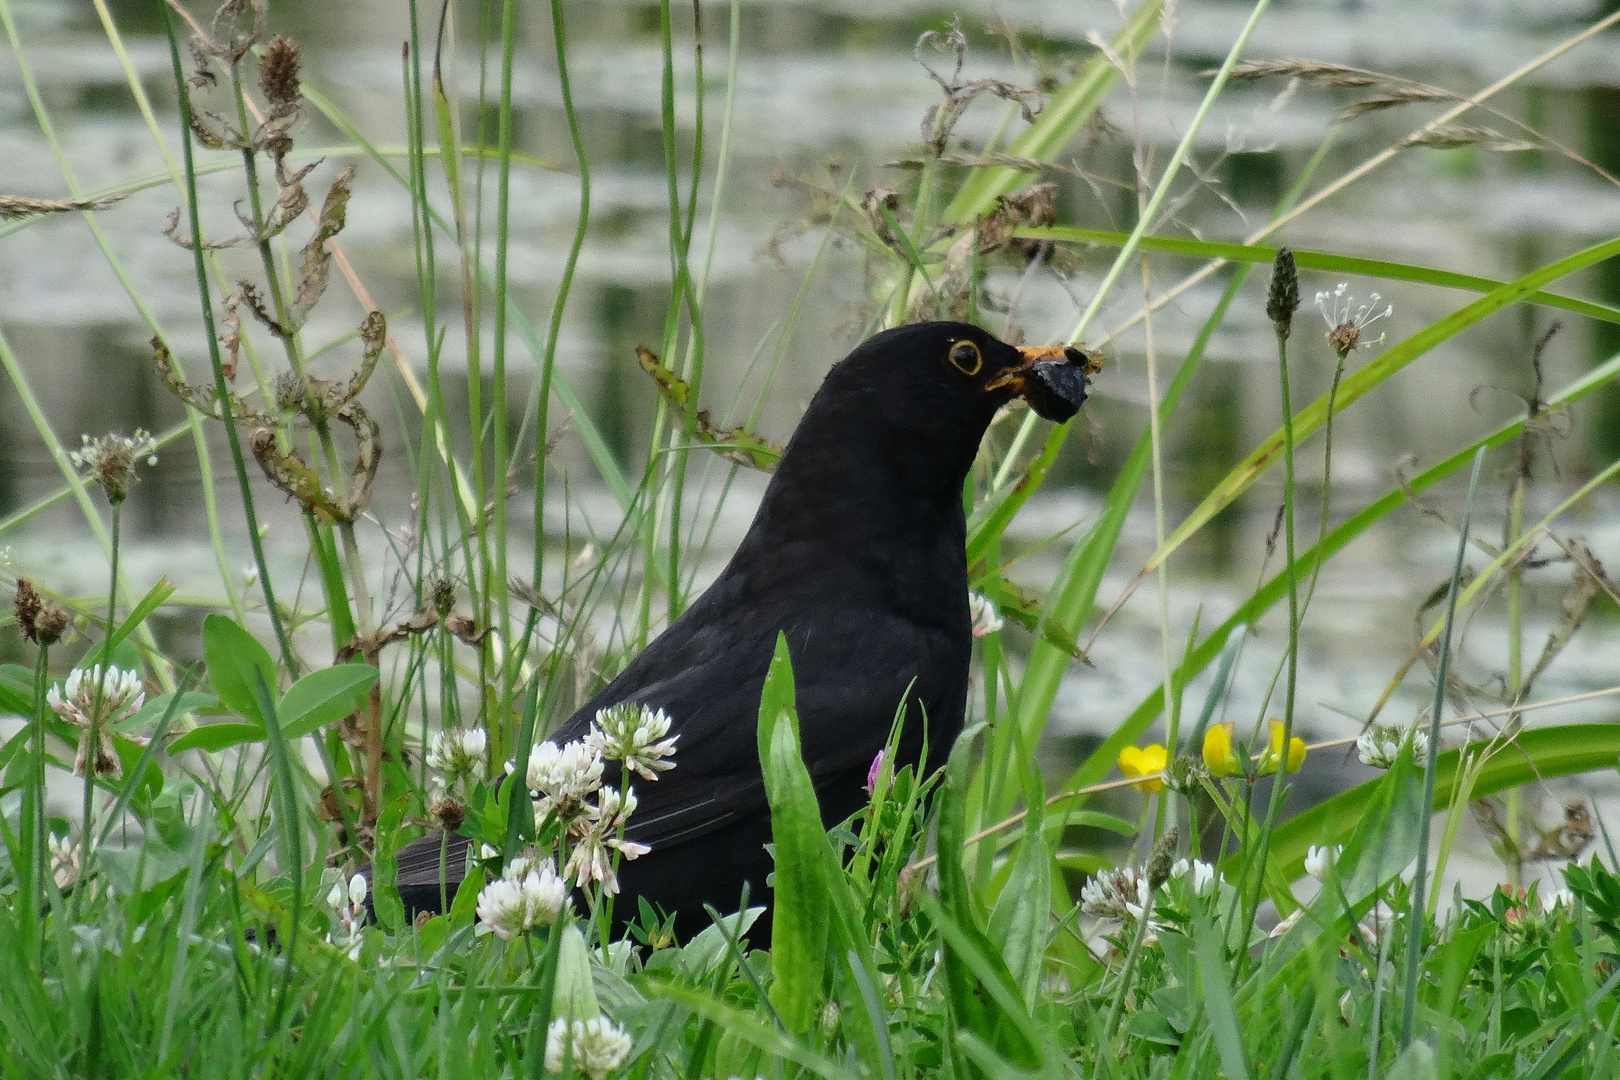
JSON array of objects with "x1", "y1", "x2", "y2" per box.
[{"x1": 948, "y1": 340, "x2": 982, "y2": 376}]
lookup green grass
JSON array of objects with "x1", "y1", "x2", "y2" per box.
[{"x1": 3, "y1": 0, "x2": 1620, "y2": 1076}]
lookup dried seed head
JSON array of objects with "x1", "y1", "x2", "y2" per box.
[
  {"x1": 428, "y1": 795, "x2": 466, "y2": 832},
  {"x1": 259, "y1": 36, "x2": 301, "y2": 110},
  {"x1": 34, "y1": 603, "x2": 71, "y2": 646},
  {"x1": 1266, "y1": 247, "x2": 1300, "y2": 340},
  {"x1": 1147, "y1": 827, "x2": 1181, "y2": 890},
  {"x1": 70, "y1": 430, "x2": 158, "y2": 505},
  {"x1": 14, "y1": 578, "x2": 42, "y2": 644},
  {"x1": 430, "y1": 575, "x2": 456, "y2": 618}
]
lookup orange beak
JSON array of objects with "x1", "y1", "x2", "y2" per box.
[{"x1": 986, "y1": 344, "x2": 1103, "y2": 422}]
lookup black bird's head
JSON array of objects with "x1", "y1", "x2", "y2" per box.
[{"x1": 779, "y1": 321, "x2": 1099, "y2": 504}]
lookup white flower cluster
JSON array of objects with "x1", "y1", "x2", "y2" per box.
[
  {"x1": 325, "y1": 873, "x2": 368, "y2": 960},
  {"x1": 544, "y1": 1015, "x2": 633, "y2": 1080},
  {"x1": 1304, "y1": 844, "x2": 1341, "y2": 883},
  {"x1": 47, "y1": 665, "x2": 145, "y2": 779},
  {"x1": 1080, "y1": 866, "x2": 1151, "y2": 921},
  {"x1": 70, "y1": 430, "x2": 158, "y2": 504},
  {"x1": 475, "y1": 856, "x2": 569, "y2": 940},
  {"x1": 968, "y1": 591, "x2": 1003, "y2": 637},
  {"x1": 587, "y1": 703, "x2": 678, "y2": 782},
  {"x1": 1356, "y1": 723, "x2": 1428, "y2": 770},
  {"x1": 426, "y1": 726, "x2": 487, "y2": 790},
  {"x1": 49, "y1": 834, "x2": 82, "y2": 891},
  {"x1": 523, "y1": 739, "x2": 606, "y2": 811},
  {"x1": 1169, "y1": 858, "x2": 1218, "y2": 896}
]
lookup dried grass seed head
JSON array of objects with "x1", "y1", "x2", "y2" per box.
[{"x1": 259, "y1": 35, "x2": 301, "y2": 113}]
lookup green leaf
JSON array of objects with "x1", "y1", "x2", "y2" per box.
[
  {"x1": 756, "y1": 632, "x2": 830, "y2": 1035},
  {"x1": 1025, "y1": 226, "x2": 1620, "y2": 326},
  {"x1": 103, "y1": 577, "x2": 176, "y2": 656},
  {"x1": 117, "y1": 691, "x2": 216, "y2": 732},
  {"x1": 202, "y1": 614, "x2": 277, "y2": 727},
  {"x1": 276, "y1": 662, "x2": 378, "y2": 740},
  {"x1": 166, "y1": 722, "x2": 264, "y2": 755},
  {"x1": 1193, "y1": 909, "x2": 1252, "y2": 1080},
  {"x1": 0, "y1": 664, "x2": 33, "y2": 716},
  {"x1": 987, "y1": 769, "x2": 1051, "y2": 1007}
]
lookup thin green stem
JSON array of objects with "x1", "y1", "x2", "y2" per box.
[
  {"x1": 1400, "y1": 447, "x2": 1487, "y2": 1047},
  {"x1": 490, "y1": 0, "x2": 518, "y2": 654},
  {"x1": 1240, "y1": 322, "x2": 1300, "y2": 959}
]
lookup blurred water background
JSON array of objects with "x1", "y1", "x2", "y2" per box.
[{"x1": 3, "y1": 0, "x2": 1620, "y2": 898}]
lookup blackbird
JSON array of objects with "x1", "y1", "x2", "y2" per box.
[{"x1": 387, "y1": 321, "x2": 1094, "y2": 940}]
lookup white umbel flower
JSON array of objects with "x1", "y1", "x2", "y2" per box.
[
  {"x1": 476, "y1": 860, "x2": 569, "y2": 940},
  {"x1": 544, "y1": 1015, "x2": 633, "y2": 1080},
  {"x1": 1356, "y1": 723, "x2": 1428, "y2": 769},
  {"x1": 968, "y1": 591, "x2": 1003, "y2": 637},
  {"x1": 587, "y1": 703, "x2": 678, "y2": 781},
  {"x1": 426, "y1": 726, "x2": 487, "y2": 788},
  {"x1": 1304, "y1": 844, "x2": 1341, "y2": 882}
]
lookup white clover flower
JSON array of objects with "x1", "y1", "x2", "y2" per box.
[
  {"x1": 1315, "y1": 282, "x2": 1393, "y2": 357},
  {"x1": 1355, "y1": 901, "x2": 1400, "y2": 951},
  {"x1": 968, "y1": 591, "x2": 1003, "y2": 637},
  {"x1": 544, "y1": 1016, "x2": 633, "y2": 1080},
  {"x1": 1356, "y1": 723, "x2": 1428, "y2": 770},
  {"x1": 1304, "y1": 844, "x2": 1341, "y2": 883},
  {"x1": 48, "y1": 834, "x2": 82, "y2": 891},
  {"x1": 476, "y1": 860, "x2": 569, "y2": 939},
  {"x1": 48, "y1": 665, "x2": 145, "y2": 730},
  {"x1": 47, "y1": 665, "x2": 144, "y2": 779},
  {"x1": 1168, "y1": 858, "x2": 1217, "y2": 896},
  {"x1": 523, "y1": 739, "x2": 604, "y2": 806},
  {"x1": 587, "y1": 703, "x2": 678, "y2": 782},
  {"x1": 324, "y1": 872, "x2": 369, "y2": 960},
  {"x1": 426, "y1": 726, "x2": 488, "y2": 789},
  {"x1": 1080, "y1": 866, "x2": 1151, "y2": 921}
]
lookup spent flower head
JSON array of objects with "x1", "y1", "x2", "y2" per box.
[
  {"x1": 1357, "y1": 722, "x2": 1427, "y2": 769},
  {"x1": 564, "y1": 786, "x2": 650, "y2": 895},
  {"x1": 587, "y1": 703, "x2": 678, "y2": 782},
  {"x1": 70, "y1": 430, "x2": 158, "y2": 505},
  {"x1": 1316, "y1": 283, "x2": 1393, "y2": 358},
  {"x1": 544, "y1": 1016, "x2": 633, "y2": 1080}
]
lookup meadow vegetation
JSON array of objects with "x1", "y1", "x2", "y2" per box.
[{"x1": 2, "y1": 0, "x2": 1620, "y2": 1076}]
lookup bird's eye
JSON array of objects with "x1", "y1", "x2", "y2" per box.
[{"x1": 948, "y1": 340, "x2": 982, "y2": 376}]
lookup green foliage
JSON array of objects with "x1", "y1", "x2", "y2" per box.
[{"x1": 3, "y1": 0, "x2": 1620, "y2": 1075}]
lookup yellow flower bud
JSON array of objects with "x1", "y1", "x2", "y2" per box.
[
  {"x1": 1117, "y1": 743, "x2": 1168, "y2": 793},
  {"x1": 1202, "y1": 722, "x2": 1241, "y2": 778}
]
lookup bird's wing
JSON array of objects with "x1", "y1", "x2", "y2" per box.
[{"x1": 547, "y1": 582, "x2": 960, "y2": 851}]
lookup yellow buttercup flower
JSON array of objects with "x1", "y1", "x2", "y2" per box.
[
  {"x1": 1117, "y1": 743, "x2": 1168, "y2": 792},
  {"x1": 1202, "y1": 722, "x2": 1241, "y2": 778},
  {"x1": 1259, "y1": 719, "x2": 1307, "y2": 775}
]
